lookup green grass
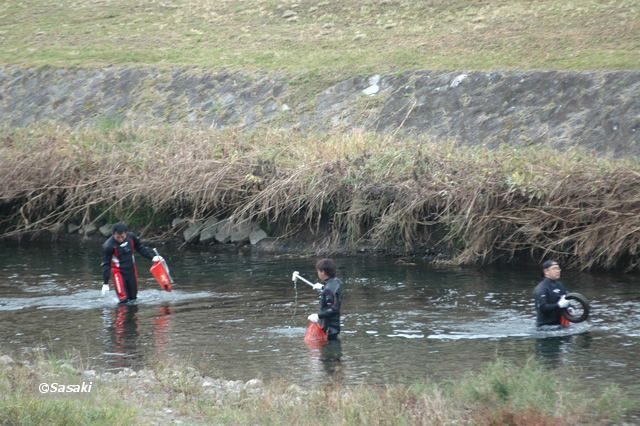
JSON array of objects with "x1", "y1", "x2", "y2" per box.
[
  {"x1": 0, "y1": 353, "x2": 632, "y2": 425},
  {"x1": 0, "y1": 0, "x2": 638, "y2": 76},
  {"x1": 0, "y1": 354, "x2": 137, "y2": 426}
]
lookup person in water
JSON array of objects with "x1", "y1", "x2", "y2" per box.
[
  {"x1": 101, "y1": 222, "x2": 162, "y2": 303},
  {"x1": 533, "y1": 259, "x2": 570, "y2": 327},
  {"x1": 307, "y1": 258, "x2": 343, "y2": 340}
]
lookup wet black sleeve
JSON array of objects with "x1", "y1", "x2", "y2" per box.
[
  {"x1": 101, "y1": 241, "x2": 112, "y2": 284},
  {"x1": 131, "y1": 233, "x2": 154, "y2": 260},
  {"x1": 534, "y1": 284, "x2": 558, "y2": 313},
  {"x1": 318, "y1": 289, "x2": 340, "y2": 319}
]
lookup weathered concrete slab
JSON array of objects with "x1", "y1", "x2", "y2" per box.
[
  {"x1": 99, "y1": 223, "x2": 112, "y2": 237},
  {"x1": 230, "y1": 221, "x2": 254, "y2": 243},
  {"x1": 81, "y1": 222, "x2": 98, "y2": 235},
  {"x1": 215, "y1": 219, "x2": 232, "y2": 243},
  {"x1": 172, "y1": 218, "x2": 186, "y2": 228},
  {"x1": 249, "y1": 228, "x2": 268, "y2": 245},
  {"x1": 200, "y1": 217, "x2": 222, "y2": 243},
  {"x1": 1, "y1": 66, "x2": 638, "y2": 157},
  {"x1": 183, "y1": 221, "x2": 203, "y2": 243}
]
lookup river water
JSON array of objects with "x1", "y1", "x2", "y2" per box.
[{"x1": 1, "y1": 240, "x2": 639, "y2": 402}]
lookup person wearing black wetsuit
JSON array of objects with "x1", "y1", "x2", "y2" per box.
[
  {"x1": 308, "y1": 258, "x2": 343, "y2": 340},
  {"x1": 102, "y1": 223, "x2": 157, "y2": 303},
  {"x1": 533, "y1": 260, "x2": 569, "y2": 327}
]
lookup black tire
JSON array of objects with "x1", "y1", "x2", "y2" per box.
[{"x1": 561, "y1": 292, "x2": 590, "y2": 323}]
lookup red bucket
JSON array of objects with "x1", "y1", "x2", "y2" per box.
[
  {"x1": 304, "y1": 321, "x2": 327, "y2": 347},
  {"x1": 150, "y1": 261, "x2": 173, "y2": 292}
]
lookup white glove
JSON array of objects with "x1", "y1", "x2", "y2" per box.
[
  {"x1": 307, "y1": 313, "x2": 319, "y2": 323},
  {"x1": 557, "y1": 295, "x2": 570, "y2": 309},
  {"x1": 152, "y1": 255, "x2": 164, "y2": 263},
  {"x1": 101, "y1": 284, "x2": 109, "y2": 296},
  {"x1": 311, "y1": 282, "x2": 324, "y2": 291}
]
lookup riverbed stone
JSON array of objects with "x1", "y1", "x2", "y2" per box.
[
  {"x1": 230, "y1": 221, "x2": 254, "y2": 243},
  {"x1": 201, "y1": 377, "x2": 217, "y2": 388},
  {"x1": 244, "y1": 378, "x2": 264, "y2": 395},
  {"x1": 183, "y1": 221, "x2": 203, "y2": 243},
  {"x1": 0, "y1": 355, "x2": 15, "y2": 365},
  {"x1": 82, "y1": 222, "x2": 97, "y2": 235},
  {"x1": 82, "y1": 369, "x2": 97, "y2": 379},
  {"x1": 244, "y1": 378, "x2": 263, "y2": 389},
  {"x1": 214, "y1": 218, "x2": 232, "y2": 243},
  {"x1": 249, "y1": 228, "x2": 268, "y2": 245},
  {"x1": 99, "y1": 223, "x2": 112, "y2": 237},
  {"x1": 48, "y1": 222, "x2": 65, "y2": 234},
  {"x1": 200, "y1": 217, "x2": 222, "y2": 243},
  {"x1": 362, "y1": 74, "x2": 380, "y2": 96},
  {"x1": 171, "y1": 218, "x2": 186, "y2": 228}
]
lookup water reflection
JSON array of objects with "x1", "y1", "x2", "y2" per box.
[
  {"x1": 102, "y1": 304, "x2": 173, "y2": 369},
  {"x1": 535, "y1": 335, "x2": 572, "y2": 367},
  {"x1": 153, "y1": 305, "x2": 172, "y2": 360},
  {"x1": 103, "y1": 304, "x2": 139, "y2": 368},
  {"x1": 1, "y1": 242, "x2": 640, "y2": 404},
  {"x1": 535, "y1": 332, "x2": 593, "y2": 368},
  {"x1": 306, "y1": 339, "x2": 344, "y2": 384},
  {"x1": 320, "y1": 340, "x2": 343, "y2": 380}
]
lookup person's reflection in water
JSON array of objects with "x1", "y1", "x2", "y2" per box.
[
  {"x1": 535, "y1": 335, "x2": 572, "y2": 368},
  {"x1": 153, "y1": 305, "x2": 172, "y2": 360},
  {"x1": 108, "y1": 303, "x2": 140, "y2": 369},
  {"x1": 535, "y1": 332, "x2": 592, "y2": 368},
  {"x1": 102, "y1": 304, "x2": 173, "y2": 369},
  {"x1": 320, "y1": 339, "x2": 343, "y2": 381},
  {"x1": 306, "y1": 339, "x2": 344, "y2": 384}
]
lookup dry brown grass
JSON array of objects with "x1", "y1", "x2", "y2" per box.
[{"x1": 1, "y1": 125, "x2": 639, "y2": 270}]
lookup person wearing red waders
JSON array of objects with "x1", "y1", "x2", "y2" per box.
[
  {"x1": 101, "y1": 223, "x2": 162, "y2": 304},
  {"x1": 533, "y1": 260, "x2": 571, "y2": 328},
  {"x1": 307, "y1": 259, "x2": 343, "y2": 340}
]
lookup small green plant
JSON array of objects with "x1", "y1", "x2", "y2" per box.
[{"x1": 95, "y1": 115, "x2": 125, "y2": 132}]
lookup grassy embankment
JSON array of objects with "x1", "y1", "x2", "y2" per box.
[
  {"x1": 0, "y1": 353, "x2": 631, "y2": 425},
  {"x1": 1, "y1": 126, "x2": 639, "y2": 271},
  {"x1": 1, "y1": 0, "x2": 638, "y2": 75},
  {"x1": 1, "y1": 1, "x2": 639, "y2": 269}
]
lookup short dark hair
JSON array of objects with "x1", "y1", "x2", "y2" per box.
[
  {"x1": 542, "y1": 260, "x2": 558, "y2": 270},
  {"x1": 112, "y1": 222, "x2": 128, "y2": 234},
  {"x1": 315, "y1": 258, "x2": 337, "y2": 278}
]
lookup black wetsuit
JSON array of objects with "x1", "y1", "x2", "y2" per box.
[
  {"x1": 533, "y1": 277, "x2": 568, "y2": 326},
  {"x1": 318, "y1": 277, "x2": 343, "y2": 340},
  {"x1": 102, "y1": 233, "x2": 154, "y2": 302}
]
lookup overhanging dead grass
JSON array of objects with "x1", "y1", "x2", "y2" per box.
[{"x1": 1, "y1": 125, "x2": 638, "y2": 271}]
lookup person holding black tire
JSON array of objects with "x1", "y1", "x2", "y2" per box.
[{"x1": 533, "y1": 260, "x2": 571, "y2": 327}]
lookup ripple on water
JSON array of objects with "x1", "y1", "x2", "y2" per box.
[{"x1": 0, "y1": 289, "x2": 216, "y2": 311}]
